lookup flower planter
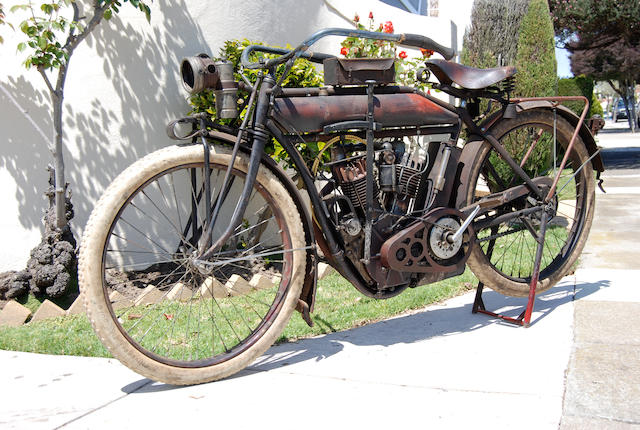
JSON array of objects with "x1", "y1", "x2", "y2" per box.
[{"x1": 323, "y1": 57, "x2": 395, "y2": 86}]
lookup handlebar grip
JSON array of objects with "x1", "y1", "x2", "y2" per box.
[{"x1": 399, "y1": 33, "x2": 455, "y2": 60}]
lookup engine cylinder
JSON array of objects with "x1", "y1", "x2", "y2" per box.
[{"x1": 334, "y1": 158, "x2": 379, "y2": 212}]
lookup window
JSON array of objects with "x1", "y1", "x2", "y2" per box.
[{"x1": 380, "y1": 0, "x2": 427, "y2": 16}]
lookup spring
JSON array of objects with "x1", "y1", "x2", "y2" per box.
[{"x1": 502, "y1": 76, "x2": 516, "y2": 94}]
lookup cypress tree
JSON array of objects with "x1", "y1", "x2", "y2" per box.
[
  {"x1": 514, "y1": 0, "x2": 558, "y2": 97},
  {"x1": 461, "y1": 0, "x2": 529, "y2": 69}
]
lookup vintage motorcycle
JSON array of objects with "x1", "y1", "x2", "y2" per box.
[{"x1": 78, "y1": 28, "x2": 602, "y2": 385}]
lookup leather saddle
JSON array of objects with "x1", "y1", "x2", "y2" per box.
[{"x1": 425, "y1": 59, "x2": 516, "y2": 90}]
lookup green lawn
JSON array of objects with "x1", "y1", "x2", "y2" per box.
[{"x1": 0, "y1": 270, "x2": 476, "y2": 358}]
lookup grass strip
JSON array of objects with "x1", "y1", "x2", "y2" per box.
[{"x1": 0, "y1": 270, "x2": 476, "y2": 357}]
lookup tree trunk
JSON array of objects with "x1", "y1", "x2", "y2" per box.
[
  {"x1": 608, "y1": 79, "x2": 637, "y2": 132},
  {"x1": 628, "y1": 84, "x2": 638, "y2": 133},
  {"x1": 52, "y1": 91, "x2": 67, "y2": 228}
]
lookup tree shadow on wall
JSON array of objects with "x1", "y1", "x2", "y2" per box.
[
  {"x1": 67, "y1": 1, "x2": 212, "y2": 234},
  {"x1": 0, "y1": 75, "x2": 52, "y2": 231},
  {"x1": 0, "y1": 1, "x2": 210, "y2": 237}
]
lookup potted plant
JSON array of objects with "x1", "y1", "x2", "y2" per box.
[{"x1": 324, "y1": 12, "x2": 434, "y2": 88}]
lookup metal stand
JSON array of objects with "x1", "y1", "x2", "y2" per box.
[{"x1": 472, "y1": 210, "x2": 549, "y2": 327}]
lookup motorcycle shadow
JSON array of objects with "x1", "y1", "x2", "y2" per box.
[
  {"x1": 248, "y1": 278, "x2": 610, "y2": 373},
  {"x1": 121, "y1": 278, "x2": 609, "y2": 392}
]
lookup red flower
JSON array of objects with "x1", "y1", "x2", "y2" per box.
[
  {"x1": 369, "y1": 11, "x2": 374, "y2": 19},
  {"x1": 340, "y1": 46, "x2": 349, "y2": 56},
  {"x1": 398, "y1": 50, "x2": 408, "y2": 59},
  {"x1": 420, "y1": 48, "x2": 434, "y2": 58},
  {"x1": 383, "y1": 21, "x2": 394, "y2": 34},
  {"x1": 354, "y1": 14, "x2": 360, "y2": 23}
]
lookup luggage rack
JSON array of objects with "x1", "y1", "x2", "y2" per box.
[{"x1": 471, "y1": 95, "x2": 591, "y2": 327}]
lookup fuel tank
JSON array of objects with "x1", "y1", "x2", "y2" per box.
[{"x1": 272, "y1": 93, "x2": 458, "y2": 134}]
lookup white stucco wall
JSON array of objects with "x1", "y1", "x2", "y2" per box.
[{"x1": 0, "y1": 0, "x2": 461, "y2": 271}]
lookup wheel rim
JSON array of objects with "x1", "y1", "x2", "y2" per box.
[
  {"x1": 101, "y1": 162, "x2": 293, "y2": 368},
  {"x1": 472, "y1": 122, "x2": 588, "y2": 283}
]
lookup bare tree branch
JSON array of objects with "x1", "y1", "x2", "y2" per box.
[
  {"x1": 607, "y1": 79, "x2": 624, "y2": 98},
  {"x1": 66, "y1": 0, "x2": 81, "y2": 42},
  {"x1": 64, "y1": 2, "x2": 110, "y2": 53},
  {"x1": 38, "y1": 66, "x2": 57, "y2": 95}
]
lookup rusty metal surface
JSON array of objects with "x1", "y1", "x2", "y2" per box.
[
  {"x1": 273, "y1": 93, "x2": 459, "y2": 134},
  {"x1": 380, "y1": 207, "x2": 472, "y2": 274},
  {"x1": 474, "y1": 100, "x2": 604, "y2": 172},
  {"x1": 425, "y1": 59, "x2": 517, "y2": 90},
  {"x1": 587, "y1": 116, "x2": 605, "y2": 135},
  {"x1": 464, "y1": 176, "x2": 553, "y2": 215},
  {"x1": 323, "y1": 57, "x2": 395, "y2": 86}
]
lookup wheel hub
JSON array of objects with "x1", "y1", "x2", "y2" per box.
[{"x1": 429, "y1": 217, "x2": 462, "y2": 260}]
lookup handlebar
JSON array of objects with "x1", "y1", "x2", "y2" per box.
[
  {"x1": 397, "y1": 33, "x2": 455, "y2": 60},
  {"x1": 241, "y1": 45, "x2": 335, "y2": 67},
  {"x1": 240, "y1": 27, "x2": 455, "y2": 70}
]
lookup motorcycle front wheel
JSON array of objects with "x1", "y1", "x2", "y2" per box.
[{"x1": 79, "y1": 144, "x2": 306, "y2": 385}]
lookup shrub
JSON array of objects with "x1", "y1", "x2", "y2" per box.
[
  {"x1": 558, "y1": 77, "x2": 586, "y2": 116},
  {"x1": 591, "y1": 94, "x2": 604, "y2": 117},
  {"x1": 558, "y1": 75, "x2": 597, "y2": 117},
  {"x1": 188, "y1": 39, "x2": 325, "y2": 166},
  {"x1": 558, "y1": 75, "x2": 604, "y2": 118},
  {"x1": 514, "y1": 0, "x2": 557, "y2": 97}
]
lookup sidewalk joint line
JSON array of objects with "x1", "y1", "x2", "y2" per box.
[{"x1": 54, "y1": 379, "x2": 154, "y2": 429}]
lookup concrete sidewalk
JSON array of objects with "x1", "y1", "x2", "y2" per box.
[
  {"x1": 2, "y1": 269, "x2": 635, "y2": 430},
  {"x1": 559, "y1": 125, "x2": 640, "y2": 428},
  {"x1": 2, "y1": 124, "x2": 639, "y2": 430},
  {"x1": 2, "y1": 280, "x2": 578, "y2": 430}
]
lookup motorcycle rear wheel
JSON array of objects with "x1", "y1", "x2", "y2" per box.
[
  {"x1": 79, "y1": 144, "x2": 306, "y2": 385},
  {"x1": 465, "y1": 109, "x2": 595, "y2": 297}
]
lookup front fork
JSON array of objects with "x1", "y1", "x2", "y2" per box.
[{"x1": 197, "y1": 74, "x2": 275, "y2": 262}]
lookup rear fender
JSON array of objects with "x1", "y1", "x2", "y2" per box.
[
  {"x1": 455, "y1": 102, "x2": 604, "y2": 209},
  {"x1": 478, "y1": 101, "x2": 604, "y2": 171}
]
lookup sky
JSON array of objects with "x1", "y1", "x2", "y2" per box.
[{"x1": 556, "y1": 46, "x2": 573, "y2": 78}]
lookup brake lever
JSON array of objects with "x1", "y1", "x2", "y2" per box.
[{"x1": 166, "y1": 113, "x2": 210, "y2": 140}]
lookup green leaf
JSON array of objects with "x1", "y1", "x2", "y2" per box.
[
  {"x1": 103, "y1": 8, "x2": 112, "y2": 20},
  {"x1": 10, "y1": 4, "x2": 29, "y2": 12},
  {"x1": 143, "y1": 4, "x2": 151, "y2": 22},
  {"x1": 17, "y1": 42, "x2": 27, "y2": 52}
]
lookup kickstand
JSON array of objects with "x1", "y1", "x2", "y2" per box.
[{"x1": 472, "y1": 210, "x2": 549, "y2": 328}]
